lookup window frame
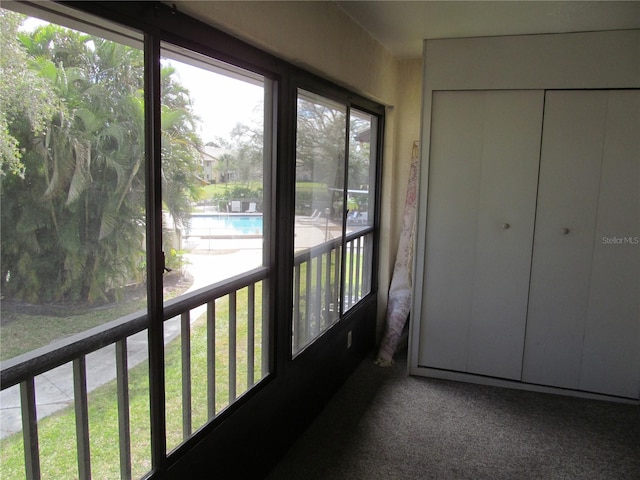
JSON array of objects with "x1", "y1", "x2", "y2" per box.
[
  {"x1": 291, "y1": 85, "x2": 382, "y2": 356},
  {"x1": 1, "y1": 1, "x2": 385, "y2": 477}
]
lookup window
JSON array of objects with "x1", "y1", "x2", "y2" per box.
[
  {"x1": 0, "y1": 2, "x2": 382, "y2": 479},
  {"x1": 292, "y1": 90, "x2": 379, "y2": 354},
  {"x1": 345, "y1": 109, "x2": 377, "y2": 307},
  {"x1": 0, "y1": 7, "x2": 155, "y2": 478},
  {"x1": 0, "y1": 5, "x2": 275, "y2": 476},
  {"x1": 159, "y1": 44, "x2": 271, "y2": 452}
]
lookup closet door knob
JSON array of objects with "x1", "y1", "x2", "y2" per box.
[
  {"x1": 561, "y1": 227, "x2": 570, "y2": 235},
  {"x1": 502, "y1": 223, "x2": 510, "y2": 230}
]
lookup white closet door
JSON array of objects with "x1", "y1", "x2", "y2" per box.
[
  {"x1": 419, "y1": 90, "x2": 543, "y2": 379},
  {"x1": 523, "y1": 90, "x2": 640, "y2": 398},
  {"x1": 579, "y1": 90, "x2": 640, "y2": 398},
  {"x1": 522, "y1": 91, "x2": 607, "y2": 389}
]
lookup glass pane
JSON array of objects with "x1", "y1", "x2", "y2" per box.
[
  {"x1": 159, "y1": 45, "x2": 268, "y2": 451},
  {"x1": 347, "y1": 110, "x2": 376, "y2": 231},
  {"x1": 160, "y1": 49, "x2": 266, "y2": 300},
  {"x1": 0, "y1": 9, "x2": 147, "y2": 355},
  {"x1": 0, "y1": 7, "x2": 150, "y2": 478},
  {"x1": 293, "y1": 90, "x2": 346, "y2": 354},
  {"x1": 344, "y1": 109, "x2": 377, "y2": 310}
]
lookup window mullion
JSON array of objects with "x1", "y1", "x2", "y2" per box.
[
  {"x1": 339, "y1": 107, "x2": 352, "y2": 317},
  {"x1": 144, "y1": 31, "x2": 167, "y2": 474}
]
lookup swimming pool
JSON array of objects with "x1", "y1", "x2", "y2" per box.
[{"x1": 187, "y1": 214, "x2": 263, "y2": 237}]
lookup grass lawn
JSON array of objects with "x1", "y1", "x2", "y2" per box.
[
  {"x1": 0, "y1": 285, "x2": 264, "y2": 479},
  {"x1": 0, "y1": 300, "x2": 146, "y2": 362},
  {"x1": 198, "y1": 181, "x2": 324, "y2": 200},
  {"x1": 0, "y1": 271, "x2": 191, "y2": 362}
]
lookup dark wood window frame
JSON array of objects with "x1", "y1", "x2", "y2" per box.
[{"x1": 2, "y1": 1, "x2": 385, "y2": 477}]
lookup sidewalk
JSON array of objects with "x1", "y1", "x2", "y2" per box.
[{"x1": 0, "y1": 242, "x2": 263, "y2": 440}]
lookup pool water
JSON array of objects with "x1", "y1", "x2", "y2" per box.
[{"x1": 187, "y1": 214, "x2": 263, "y2": 236}]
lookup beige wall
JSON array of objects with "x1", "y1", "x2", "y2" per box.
[
  {"x1": 174, "y1": 1, "x2": 423, "y2": 334},
  {"x1": 377, "y1": 58, "x2": 423, "y2": 339},
  {"x1": 174, "y1": 1, "x2": 399, "y2": 104}
]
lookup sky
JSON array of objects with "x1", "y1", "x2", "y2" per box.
[{"x1": 163, "y1": 58, "x2": 264, "y2": 144}]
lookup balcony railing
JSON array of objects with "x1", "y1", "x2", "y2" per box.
[
  {"x1": 293, "y1": 230, "x2": 373, "y2": 354},
  {"x1": 1, "y1": 229, "x2": 373, "y2": 479},
  {"x1": 0, "y1": 266, "x2": 268, "y2": 480}
]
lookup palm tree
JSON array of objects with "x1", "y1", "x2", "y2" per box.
[{"x1": 0, "y1": 18, "x2": 202, "y2": 304}]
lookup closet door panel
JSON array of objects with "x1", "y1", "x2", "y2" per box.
[
  {"x1": 580, "y1": 90, "x2": 640, "y2": 399},
  {"x1": 419, "y1": 91, "x2": 484, "y2": 371},
  {"x1": 522, "y1": 91, "x2": 608, "y2": 388},
  {"x1": 419, "y1": 90, "x2": 543, "y2": 377},
  {"x1": 467, "y1": 93, "x2": 543, "y2": 379}
]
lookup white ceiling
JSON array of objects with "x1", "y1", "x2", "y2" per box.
[{"x1": 336, "y1": 1, "x2": 640, "y2": 58}]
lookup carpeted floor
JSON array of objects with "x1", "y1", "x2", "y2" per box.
[{"x1": 267, "y1": 354, "x2": 640, "y2": 479}]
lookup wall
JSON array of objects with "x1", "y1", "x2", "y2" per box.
[
  {"x1": 377, "y1": 58, "x2": 423, "y2": 340},
  {"x1": 174, "y1": 1, "x2": 399, "y2": 104},
  {"x1": 173, "y1": 1, "x2": 423, "y2": 336}
]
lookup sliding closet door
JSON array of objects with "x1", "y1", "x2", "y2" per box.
[
  {"x1": 523, "y1": 90, "x2": 640, "y2": 398},
  {"x1": 419, "y1": 90, "x2": 543, "y2": 379},
  {"x1": 581, "y1": 90, "x2": 640, "y2": 398}
]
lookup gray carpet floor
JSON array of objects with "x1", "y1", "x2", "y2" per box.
[{"x1": 267, "y1": 354, "x2": 640, "y2": 479}]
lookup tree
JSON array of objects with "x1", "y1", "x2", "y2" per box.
[
  {"x1": 294, "y1": 95, "x2": 372, "y2": 217},
  {"x1": 229, "y1": 122, "x2": 263, "y2": 183},
  {"x1": 0, "y1": 10, "x2": 54, "y2": 178},
  {"x1": 160, "y1": 63, "x2": 202, "y2": 228},
  {"x1": 0, "y1": 13, "x2": 201, "y2": 304},
  {"x1": 347, "y1": 116, "x2": 372, "y2": 190},
  {"x1": 295, "y1": 97, "x2": 346, "y2": 188}
]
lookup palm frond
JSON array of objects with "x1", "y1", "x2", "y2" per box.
[
  {"x1": 66, "y1": 138, "x2": 92, "y2": 205},
  {"x1": 98, "y1": 208, "x2": 118, "y2": 240}
]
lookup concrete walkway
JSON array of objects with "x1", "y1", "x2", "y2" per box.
[{"x1": 0, "y1": 240, "x2": 263, "y2": 440}]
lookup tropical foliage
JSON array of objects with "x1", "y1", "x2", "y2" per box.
[
  {"x1": 295, "y1": 94, "x2": 372, "y2": 216},
  {"x1": 0, "y1": 10, "x2": 54, "y2": 178},
  {"x1": 229, "y1": 120, "x2": 264, "y2": 184},
  {"x1": 0, "y1": 11, "x2": 201, "y2": 304}
]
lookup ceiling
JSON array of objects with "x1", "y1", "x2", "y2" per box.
[{"x1": 336, "y1": 1, "x2": 640, "y2": 58}]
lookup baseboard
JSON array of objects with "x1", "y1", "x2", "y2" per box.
[{"x1": 409, "y1": 365, "x2": 640, "y2": 405}]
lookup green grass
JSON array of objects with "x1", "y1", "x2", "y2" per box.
[
  {"x1": 294, "y1": 181, "x2": 329, "y2": 192},
  {"x1": 0, "y1": 284, "x2": 264, "y2": 479},
  {"x1": 0, "y1": 299, "x2": 147, "y2": 362},
  {"x1": 0, "y1": 271, "x2": 193, "y2": 362}
]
